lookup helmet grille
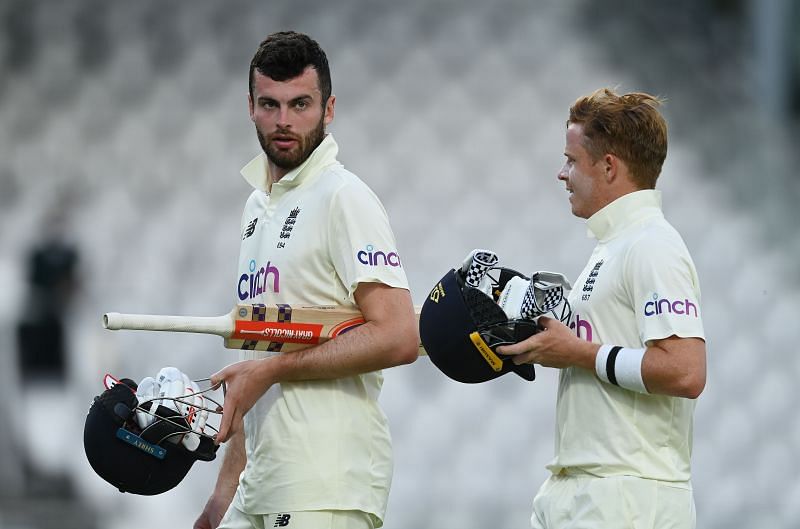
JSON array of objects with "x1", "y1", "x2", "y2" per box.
[{"x1": 462, "y1": 287, "x2": 506, "y2": 327}]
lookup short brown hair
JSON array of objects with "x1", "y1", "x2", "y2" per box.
[
  {"x1": 249, "y1": 31, "x2": 331, "y2": 106},
  {"x1": 568, "y1": 88, "x2": 667, "y2": 189}
]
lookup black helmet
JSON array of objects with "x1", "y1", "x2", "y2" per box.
[
  {"x1": 419, "y1": 265, "x2": 571, "y2": 383},
  {"x1": 83, "y1": 375, "x2": 219, "y2": 495}
]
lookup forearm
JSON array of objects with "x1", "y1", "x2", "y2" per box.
[
  {"x1": 559, "y1": 338, "x2": 599, "y2": 372},
  {"x1": 640, "y1": 339, "x2": 706, "y2": 398},
  {"x1": 263, "y1": 284, "x2": 418, "y2": 383},
  {"x1": 213, "y1": 430, "x2": 245, "y2": 501},
  {"x1": 210, "y1": 285, "x2": 418, "y2": 443},
  {"x1": 267, "y1": 316, "x2": 418, "y2": 382},
  {"x1": 498, "y1": 319, "x2": 705, "y2": 399},
  {"x1": 593, "y1": 338, "x2": 706, "y2": 398}
]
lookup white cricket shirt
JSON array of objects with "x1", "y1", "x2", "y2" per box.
[
  {"x1": 231, "y1": 134, "x2": 408, "y2": 525},
  {"x1": 549, "y1": 190, "x2": 705, "y2": 482}
]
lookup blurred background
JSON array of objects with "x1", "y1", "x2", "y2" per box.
[{"x1": 1, "y1": 0, "x2": 798, "y2": 527}]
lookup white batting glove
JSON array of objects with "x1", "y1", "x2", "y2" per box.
[
  {"x1": 178, "y1": 372, "x2": 207, "y2": 451},
  {"x1": 459, "y1": 248, "x2": 498, "y2": 297},
  {"x1": 532, "y1": 271, "x2": 572, "y2": 292},
  {"x1": 498, "y1": 272, "x2": 573, "y2": 320},
  {"x1": 154, "y1": 367, "x2": 207, "y2": 452},
  {"x1": 134, "y1": 376, "x2": 159, "y2": 430},
  {"x1": 497, "y1": 275, "x2": 530, "y2": 320}
]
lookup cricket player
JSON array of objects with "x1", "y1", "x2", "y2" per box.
[
  {"x1": 498, "y1": 88, "x2": 706, "y2": 528},
  {"x1": 194, "y1": 31, "x2": 419, "y2": 529}
]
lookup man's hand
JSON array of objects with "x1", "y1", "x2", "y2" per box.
[
  {"x1": 211, "y1": 359, "x2": 277, "y2": 443},
  {"x1": 193, "y1": 496, "x2": 226, "y2": 529},
  {"x1": 496, "y1": 316, "x2": 597, "y2": 370},
  {"x1": 194, "y1": 430, "x2": 245, "y2": 529},
  {"x1": 193, "y1": 492, "x2": 232, "y2": 529}
]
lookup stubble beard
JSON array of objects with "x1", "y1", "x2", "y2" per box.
[{"x1": 257, "y1": 116, "x2": 326, "y2": 171}]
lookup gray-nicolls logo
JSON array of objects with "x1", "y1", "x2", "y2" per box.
[
  {"x1": 242, "y1": 217, "x2": 258, "y2": 240},
  {"x1": 273, "y1": 513, "x2": 291, "y2": 527}
]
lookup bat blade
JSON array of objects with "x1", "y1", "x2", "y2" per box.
[
  {"x1": 225, "y1": 304, "x2": 369, "y2": 352},
  {"x1": 103, "y1": 304, "x2": 425, "y2": 355}
]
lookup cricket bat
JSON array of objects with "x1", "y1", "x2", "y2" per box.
[{"x1": 103, "y1": 304, "x2": 425, "y2": 355}]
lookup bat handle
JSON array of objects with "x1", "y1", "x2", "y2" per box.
[{"x1": 103, "y1": 312, "x2": 234, "y2": 337}]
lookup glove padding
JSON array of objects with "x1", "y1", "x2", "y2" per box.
[
  {"x1": 134, "y1": 376, "x2": 159, "y2": 430},
  {"x1": 459, "y1": 248, "x2": 498, "y2": 298},
  {"x1": 134, "y1": 366, "x2": 208, "y2": 452},
  {"x1": 498, "y1": 271, "x2": 572, "y2": 320},
  {"x1": 497, "y1": 275, "x2": 529, "y2": 319}
]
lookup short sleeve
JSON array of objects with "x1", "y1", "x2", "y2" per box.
[
  {"x1": 328, "y1": 180, "x2": 409, "y2": 302},
  {"x1": 625, "y1": 228, "x2": 705, "y2": 344}
]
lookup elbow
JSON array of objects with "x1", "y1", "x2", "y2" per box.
[
  {"x1": 649, "y1": 368, "x2": 705, "y2": 399},
  {"x1": 684, "y1": 376, "x2": 705, "y2": 399},
  {"x1": 682, "y1": 357, "x2": 707, "y2": 399},
  {"x1": 391, "y1": 326, "x2": 420, "y2": 366},
  {"x1": 647, "y1": 339, "x2": 706, "y2": 399},
  {"x1": 674, "y1": 372, "x2": 705, "y2": 399},
  {"x1": 395, "y1": 334, "x2": 420, "y2": 366}
]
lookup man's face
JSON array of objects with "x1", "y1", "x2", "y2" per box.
[
  {"x1": 557, "y1": 123, "x2": 606, "y2": 219},
  {"x1": 248, "y1": 66, "x2": 334, "y2": 176}
]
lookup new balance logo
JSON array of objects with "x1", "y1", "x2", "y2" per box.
[
  {"x1": 242, "y1": 218, "x2": 258, "y2": 240},
  {"x1": 273, "y1": 513, "x2": 291, "y2": 527}
]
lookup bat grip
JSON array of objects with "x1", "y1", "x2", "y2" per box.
[{"x1": 103, "y1": 312, "x2": 234, "y2": 337}]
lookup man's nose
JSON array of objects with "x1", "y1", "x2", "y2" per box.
[{"x1": 277, "y1": 106, "x2": 292, "y2": 128}]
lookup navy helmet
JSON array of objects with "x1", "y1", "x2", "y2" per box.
[
  {"x1": 83, "y1": 376, "x2": 218, "y2": 495},
  {"x1": 419, "y1": 266, "x2": 571, "y2": 383}
]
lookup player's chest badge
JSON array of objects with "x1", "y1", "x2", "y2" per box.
[
  {"x1": 581, "y1": 259, "x2": 604, "y2": 302},
  {"x1": 277, "y1": 206, "x2": 301, "y2": 249}
]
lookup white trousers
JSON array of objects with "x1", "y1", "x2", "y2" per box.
[
  {"x1": 218, "y1": 508, "x2": 376, "y2": 529},
  {"x1": 530, "y1": 472, "x2": 695, "y2": 529}
]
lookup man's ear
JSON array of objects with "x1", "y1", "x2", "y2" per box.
[
  {"x1": 603, "y1": 154, "x2": 638, "y2": 192},
  {"x1": 324, "y1": 94, "x2": 336, "y2": 126},
  {"x1": 248, "y1": 93, "x2": 255, "y2": 122},
  {"x1": 603, "y1": 153, "x2": 621, "y2": 184}
]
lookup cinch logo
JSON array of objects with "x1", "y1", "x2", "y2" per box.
[
  {"x1": 569, "y1": 313, "x2": 593, "y2": 342},
  {"x1": 644, "y1": 294, "x2": 699, "y2": 318},
  {"x1": 238, "y1": 259, "x2": 280, "y2": 300},
  {"x1": 357, "y1": 244, "x2": 402, "y2": 267}
]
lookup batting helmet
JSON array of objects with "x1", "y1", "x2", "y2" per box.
[
  {"x1": 419, "y1": 262, "x2": 571, "y2": 384},
  {"x1": 83, "y1": 373, "x2": 219, "y2": 495}
]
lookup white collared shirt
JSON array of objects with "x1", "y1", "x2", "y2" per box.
[
  {"x1": 549, "y1": 189, "x2": 705, "y2": 482},
  {"x1": 233, "y1": 134, "x2": 408, "y2": 524}
]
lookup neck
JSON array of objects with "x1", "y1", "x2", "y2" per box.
[{"x1": 266, "y1": 163, "x2": 288, "y2": 191}]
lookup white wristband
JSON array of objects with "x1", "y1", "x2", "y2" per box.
[{"x1": 595, "y1": 344, "x2": 649, "y2": 394}]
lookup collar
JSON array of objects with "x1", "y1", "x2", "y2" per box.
[
  {"x1": 585, "y1": 189, "x2": 663, "y2": 241},
  {"x1": 240, "y1": 133, "x2": 340, "y2": 192}
]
